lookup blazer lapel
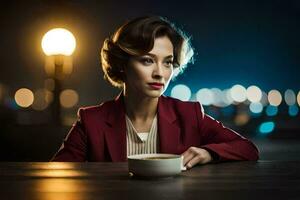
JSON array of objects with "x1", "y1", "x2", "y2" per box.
[
  {"x1": 103, "y1": 93, "x2": 182, "y2": 161},
  {"x1": 158, "y1": 96, "x2": 181, "y2": 154},
  {"x1": 104, "y1": 92, "x2": 127, "y2": 162}
]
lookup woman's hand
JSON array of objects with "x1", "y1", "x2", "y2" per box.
[{"x1": 182, "y1": 147, "x2": 213, "y2": 169}]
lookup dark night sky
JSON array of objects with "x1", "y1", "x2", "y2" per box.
[{"x1": 0, "y1": 0, "x2": 299, "y2": 106}]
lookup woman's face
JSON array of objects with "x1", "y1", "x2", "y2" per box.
[{"x1": 124, "y1": 36, "x2": 174, "y2": 98}]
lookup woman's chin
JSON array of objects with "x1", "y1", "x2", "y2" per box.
[{"x1": 144, "y1": 90, "x2": 163, "y2": 98}]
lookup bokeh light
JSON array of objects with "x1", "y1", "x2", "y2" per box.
[
  {"x1": 259, "y1": 121, "x2": 275, "y2": 134},
  {"x1": 196, "y1": 88, "x2": 213, "y2": 106},
  {"x1": 32, "y1": 89, "x2": 53, "y2": 111},
  {"x1": 246, "y1": 85, "x2": 262, "y2": 103},
  {"x1": 260, "y1": 91, "x2": 269, "y2": 106},
  {"x1": 170, "y1": 84, "x2": 191, "y2": 101},
  {"x1": 222, "y1": 89, "x2": 234, "y2": 106},
  {"x1": 284, "y1": 89, "x2": 296, "y2": 106},
  {"x1": 60, "y1": 89, "x2": 79, "y2": 108},
  {"x1": 230, "y1": 84, "x2": 247, "y2": 103},
  {"x1": 288, "y1": 105, "x2": 299, "y2": 117},
  {"x1": 211, "y1": 88, "x2": 223, "y2": 107},
  {"x1": 268, "y1": 90, "x2": 282, "y2": 106},
  {"x1": 249, "y1": 102, "x2": 263, "y2": 114},
  {"x1": 234, "y1": 113, "x2": 250, "y2": 126},
  {"x1": 42, "y1": 28, "x2": 76, "y2": 56},
  {"x1": 15, "y1": 88, "x2": 34, "y2": 108},
  {"x1": 265, "y1": 105, "x2": 278, "y2": 116}
]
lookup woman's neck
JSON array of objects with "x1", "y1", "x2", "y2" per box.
[{"x1": 123, "y1": 88, "x2": 158, "y2": 122}]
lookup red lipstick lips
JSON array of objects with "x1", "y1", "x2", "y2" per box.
[{"x1": 148, "y1": 82, "x2": 164, "y2": 90}]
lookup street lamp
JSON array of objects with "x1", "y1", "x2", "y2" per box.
[{"x1": 41, "y1": 28, "x2": 76, "y2": 125}]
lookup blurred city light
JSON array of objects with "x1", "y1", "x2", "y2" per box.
[
  {"x1": 60, "y1": 89, "x2": 79, "y2": 108},
  {"x1": 260, "y1": 91, "x2": 269, "y2": 106},
  {"x1": 170, "y1": 84, "x2": 191, "y2": 101},
  {"x1": 284, "y1": 89, "x2": 296, "y2": 106},
  {"x1": 42, "y1": 28, "x2": 77, "y2": 125},
  {"x1": 41, "y1": 28, "x2": 76, "y2": 56},
  {"x1": 246, "y1": 85, "x2": 262, "y2": 103},
  {"x1": 234, "y1": 113, "x2": 250, "y2": 126},
  {"x1": 196, "y1": 88, "x2": 213, "y2": 106},
  {"x1": 288, "y1": 105, "x2": 299, "y2": 117},
  {"x1": 259, "y1": 121, "x2": 275, "y2": 134},
  {"x1": 230, "y1": 84, "x2": 247, "y2": 103},
  {"x1": 222, "y1": 89, "x2": 234, "y2": 106},
  {"x1": 211, "y1": 88, "x2": 224, "y2": 107},
  {"x1": 14, "y1": 88, "x2": 34, "y2": 108},
  {"x1": 32, "y1": 89, "x2": 52, "y2": 111},
  {"x1": 249, "y1": 102, "x2": 263, "y2": 114},
  {"x1": 268, "y1": 90, "x2": 282, "y2": 106},
  {"x1": 265, "y1": 105, "x2": 278, "y2": 116}
]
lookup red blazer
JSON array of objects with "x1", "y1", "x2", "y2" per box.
[{"x1": 51, "y1": 93, "x2": 259, "y2": 162}]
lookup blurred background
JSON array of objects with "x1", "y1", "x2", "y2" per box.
[{"x1": 0, "y1": 0, "x2": 299, "y2": 161}]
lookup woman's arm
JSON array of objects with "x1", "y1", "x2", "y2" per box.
[
  {"x1": 195, "y1": 102, "x2": 260, "y2": 162},
  {"x1": 182, "y1": 102, "x2": 259, "y2": 168}
]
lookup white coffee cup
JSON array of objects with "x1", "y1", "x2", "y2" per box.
[{"x1": 128, "y1": 153, "x2": 186, "y2": 178}]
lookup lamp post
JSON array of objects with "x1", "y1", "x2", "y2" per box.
[{"x1": 41, "y1": 28, "x2": 76, "y2": 125}]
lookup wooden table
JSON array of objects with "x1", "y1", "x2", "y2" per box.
[{"x1": 0, "y1": 161, "x2": 299, "y2": 199}]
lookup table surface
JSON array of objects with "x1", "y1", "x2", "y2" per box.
[{"x1": 0, "y1": 161, "x2": 299, "y2": 200}]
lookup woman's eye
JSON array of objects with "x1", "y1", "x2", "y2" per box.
[
  {"x1": 164, "y1": 60, "x2": 173, "y2": 67},
  {"x1": 140, "y1": 58, "x2": 153, "y2": 65}
]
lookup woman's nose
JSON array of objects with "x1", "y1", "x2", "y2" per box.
[{"x1": 152, "y1": 63, "x2": 163, "y2": 78}]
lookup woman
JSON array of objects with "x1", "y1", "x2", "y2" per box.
[{"x1": 51, "y1": 16, "x2": 259, "y2": 169}]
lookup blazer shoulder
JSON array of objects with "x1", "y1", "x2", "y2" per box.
[
  {"x1": 161, "y1": 95, "x2": 205, "y2": 119},
  {"x1": 162, "y1": 95, "x2": 202, "y2": 107},
  {"x1": 77, "y1": 99, "x2": 115, "y2": 119}
]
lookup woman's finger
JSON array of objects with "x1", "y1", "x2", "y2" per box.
[
  {"x1": 186, "y1": 155, "x2": 202, "y2": 169},
  {"x1": 182, "y1": 149, "x2": 195, "y2": 166}
]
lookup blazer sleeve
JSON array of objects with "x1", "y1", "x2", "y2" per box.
[
  {"x1": 50, "y1": 108, "x2": 87, "y2": 162},
  {"x1": 195, "y1": 102, "x2": 260, "y2": 162}
]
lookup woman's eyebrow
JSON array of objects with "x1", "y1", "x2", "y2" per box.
[
  {"x1": 145, "y1": 53, "x2": 173, "y2": 59},
  {"x1": 165, "y1": 55, "x2": 174, "y2": 59}
]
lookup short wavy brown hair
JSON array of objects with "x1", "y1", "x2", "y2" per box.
[{"x1": 100, "y1": 16, "x2": 194, "y2": 88}]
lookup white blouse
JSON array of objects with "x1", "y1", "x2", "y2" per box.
[{"x1": 125, "y1": 114, "x2": 159, "y2": 156}]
